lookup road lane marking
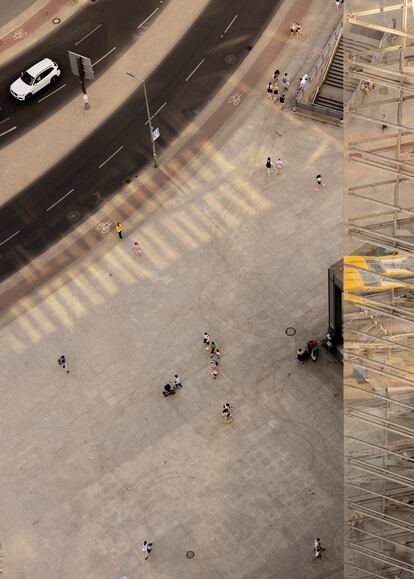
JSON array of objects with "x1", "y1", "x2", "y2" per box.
[
  {"x1": 75, "y1": 23, "x2": 102, "y2": 46},
  {"x1": 0, "y1": 126, "x2": 17, "y2": 137},
  {"x1": 137, "y1": 8, "x2": 159, "y2": 29},
  {"x1": 93, "y1": 46, "x2": 117, "y2": 66},
  {"x1": 223, "y1": 14, "x2": 238, "y2": 35},
  {"x1": 144, "y1": 101, "x2": 167, "y2": 125},
  {"x1": 0, "y1": 230, "x2": 20, "y2": 246},
  {"x1": 185, "y1": 58, "x2": 205, "y2": 82},
  {"x1": 98, "y1": 145, "x2": 124, "y2": 168},
  {"x1": 37, "y1": 84, "x2": 67, "y2": 102},
  {"x1": 46, "y1": 188, "x2": 74, "y2": 212},
  {"x1": 0, "y1": 117, "x2": 11, "y2": 125}
]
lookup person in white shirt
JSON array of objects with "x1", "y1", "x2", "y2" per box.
[
  {"x1": 173, "y1": 374, "x2": 182, "y2": 389},
  {"x1": 142, "y1": 540, "x2": 153, "y2": 560},
  {"x1": 275, "y1": 158, "x2": 284, "y2": 176}
]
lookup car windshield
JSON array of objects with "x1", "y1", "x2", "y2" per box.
[{"x1": 21, "y1": 71, "x2": 35, "y2": 86}]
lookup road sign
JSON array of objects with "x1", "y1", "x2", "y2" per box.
[
  {"x1": 152, "y1": 127, "x2": 160, "y2": 141},
  {"x1": 68, "y1": 51, "x2": 94, "y2": 80}
]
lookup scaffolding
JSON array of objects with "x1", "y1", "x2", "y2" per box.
[{"x1": 345, "y1": 1, "x2": 414, "y2": 578}]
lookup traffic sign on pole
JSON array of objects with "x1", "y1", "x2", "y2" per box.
[
  {"x1": 68, "y1": 51, "x2": 94, "y2": 80},
  {"x1": 151, "y1": 127, "x2": 160, "y2": 141}
]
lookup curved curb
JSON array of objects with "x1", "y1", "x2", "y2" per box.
[{"x1": 0, "y1": 0, "x2": 73, "y2": 54}]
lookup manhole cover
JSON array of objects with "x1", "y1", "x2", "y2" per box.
[
  {"x1": 67, "y1": 210, "x2": 80, "y2": 222},
  {"x1": 52, "y1": 17, "x2": 61, "y2": 24},
  {"x1": 285, "y1": 327, "x2": 296, "y2": 336},
  {"x1": 379, "y1": 86, "x2": 388, "y2": 95},
  {"x1": 186, "y1": 550, "x2": 195, "y2": 559},
  {"x1": 224, "y1": 54, "x2": 237, "y2": 64}
]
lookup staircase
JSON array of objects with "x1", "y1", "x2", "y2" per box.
[{"x1": 314, "y1": 34, "x2": 382, "y2": 115}]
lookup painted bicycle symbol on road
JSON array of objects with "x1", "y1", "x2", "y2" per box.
[
  {"x1": 228, "y1": 93, "x2": 242, "y2": 106},
  {"x1": 97, "y1": 220, "x2": 113, "y2": 234},
  {"x1": 13, "y1": 28, "x2": 27, "y2": 40}
]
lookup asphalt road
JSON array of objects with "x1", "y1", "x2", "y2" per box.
[
  {"x1": 0, "y1": 0, "x2": 167, "y2": 141},
  {"x1": 0, "y1": 0, "x2": 280, "y2": 282}
]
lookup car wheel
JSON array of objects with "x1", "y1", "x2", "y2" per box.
[
  {"x1": 24, "y1": 93, "x2": 32, "y2": 102},
  {"x1": 50, "y1": 75, "x2": 58, "y2": 84}
]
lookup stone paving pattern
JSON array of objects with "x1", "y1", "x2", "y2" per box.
[{"x1": 0, "y1": 1, "x2": 344, "y2": 577}]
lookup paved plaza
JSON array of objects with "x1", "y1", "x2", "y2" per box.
[{"x1": 0, "y1": 2, "x2": 344, "y2": 577}]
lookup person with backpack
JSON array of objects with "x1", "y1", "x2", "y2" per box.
[{"x1": 266, "y1": 157, "x2": 273, "y2": 176}]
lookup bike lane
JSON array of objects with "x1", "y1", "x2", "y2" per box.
[
  {"x1": 0, "y1": 0, "x2": 74, "y2": 54},
  {"x1": 0, "y1": 0, "x2": 321, "y2": 314}
]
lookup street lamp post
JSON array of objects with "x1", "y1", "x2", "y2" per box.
[{"x1": 127, "y1": 71, "x2": 158, "y2": 168}]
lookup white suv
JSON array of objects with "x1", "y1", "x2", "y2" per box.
[{"x1": 10, "y1": 58, "x2": 61, "y2": 101}]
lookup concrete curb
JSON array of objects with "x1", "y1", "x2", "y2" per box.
[
  {"x1": 0, "y1": 0, "x2": 88, "y2": 64},
  {"x1": 0, "y1": 0, "x2": 341, "y2": 321},
  {"x1": 0, "y1": 0, "x2": 210, "y2": 205}
]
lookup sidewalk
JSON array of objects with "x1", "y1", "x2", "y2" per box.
[
  {"x1": 0, "y1": 0, "x2": 210, "y2": 206},
  {"x1": 0, "y1": 1, "x2": 343, "y2": 578},
  {"x1": 0, "y1": 0, "x2": 88, "y2": 63},
  {"x1": 0, "y1": 0, "x2": 40, "y2": 28}
]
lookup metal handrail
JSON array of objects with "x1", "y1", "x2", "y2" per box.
[{"x1": 296, "y1": 18, "x2": 343, "y2": 102}]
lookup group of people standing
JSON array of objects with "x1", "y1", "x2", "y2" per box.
[
  {"x1": 297, "y1": 339, "x2": 319, "y2": 363},
  {"x1": 266, "y1": 69, "x2": 289, "y2": 110},
  {"x1": 203, "y1": 332, "x2": 232, "y2": 423},
  {"x1": 203, "y1": 332, "x2": 221, "y2": 380}
]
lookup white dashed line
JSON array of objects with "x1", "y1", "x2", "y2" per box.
[
  {"x1": 223, "y1": 14, "x2": 238, "y2": 35},
  {"x1": 0, "y1": 230, "x2": 20, "y2": 246},
  {"x1": 98, "y1": 145, "x2": 124, "y2": 169},
  {"x1": 75, "y1": 24, "x2": 102, "y2": 46},
  {"x1": 0, "y1": 117, "x2": 11, "y2": 125},
  {"x1": 37, "y1": 84, "x2": 67, "y2": 102},
  {"x1": 185, "y1": 58, "x2": 205, "y2": 82},
  {"x1": 46, "y1": 189, "x2": 74, "y2": 212},
  {"x1": 144, "y1": 101, "x2": 167, "y2": 125},
  {"x1": 93, "y1": 46, "x2": 117, "y2": 66},
  {"x1": 137, "y1": 8, "x2": 159, "y2": 29},
  {"x1": 0, "y1": 126, "x2": 17, "y2": 137}
]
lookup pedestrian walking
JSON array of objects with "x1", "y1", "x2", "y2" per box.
[
  {"x1": 275, "y1": 158, "x2": 284, "y2": 176},
  {"x1": 142, "y1": 540, "x2": 153, "y2": 560},
  {"x1": 215, "y1": 348, "x2": 221, "y2": 359},
  {"x1": 290, "y1": 21, "x2": 298, "y2": 38},
  {"x1": 315, "y1": 174, "x2": 325, "y2": 190},
  {"x1": 313, "y1": 538, "x2": 324, "y2": 560},
  {"x1": 266, "y1": 157, "x2": 273, "y2": 176},
  {"x1": 273, "y1": 83, "x2": 279, "y2": 102},
  {"x1": 273, "y1": 69, "x2": 280, "y2": 82},
  {"x1": 211, "y1": 359, "x2": 219, "y2": 380},
  {"x1": 266, "y1": 81, "x2": 273, "y2": 99},
  {"x1": 381, "y1": 113, "x2": 387, "y2": 132},
  {"x1": 116, "y1": 222, "x2": 123, "y2": 239},
  {"x1": 282, "y1": 73, "x2": 290, "y2": 91},
  {"x1": 58, "y1": 355, "x2": 69, "y2": 374},
  {"x1": 300, "y1": 74, "x2": 309, "y2": 90},
  {"x1": 210, "y1": 341, "x2": 217, "y2": 357},
  {"x1": 173, "y1": 374, "x2": 182, "y2": 389},
  {"x1": 222, "y1": 403, "x2": 232, "y2": 423},
  {"x1": 279, "y1": 94, "x2": 286, "y2": 110},
  {"x1": 336, "y1": 0, "x2": 343, "y2": 9},
  {"x1": 203, "y1": 332, "x2": 210, "y2": 349},
  {"x1": 133, "y1": 241, "x2": 142, "y2": 258}
]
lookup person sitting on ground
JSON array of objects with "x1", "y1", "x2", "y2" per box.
[{"x1": 297, "y1": 348, "x2": 309, "y2": 362}]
